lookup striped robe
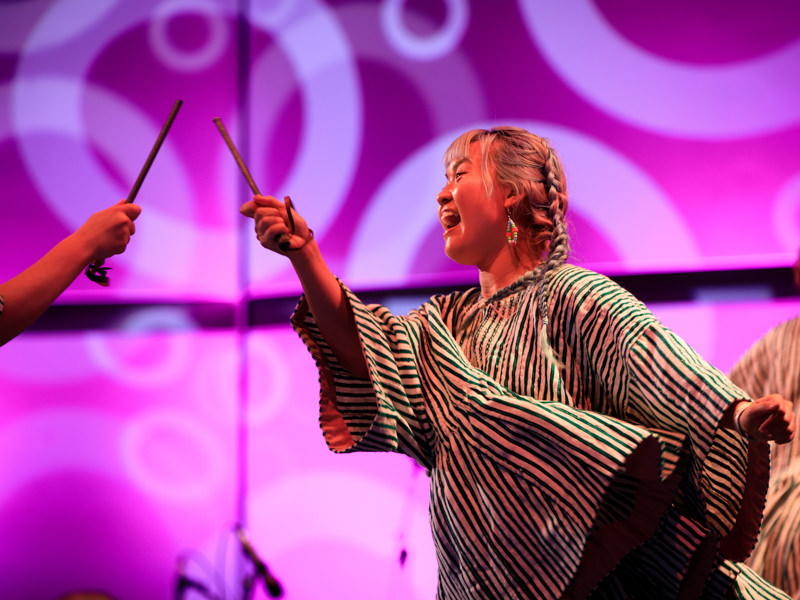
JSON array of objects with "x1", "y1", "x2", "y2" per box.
[
  {"x1": 292, "y1": 264, "x2": 784, "y2": 599},
  {"x1": 730, "y1": 317, "x2": 800, "y2": 599}
]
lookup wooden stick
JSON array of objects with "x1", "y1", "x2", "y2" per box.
[
  {"x1": 86, "y1": 99, "x2": 183, "y2": 285},
  {"x1": 214, "y1": 117, "x2": 294, "y2": 251},
  {"x1": 127, "y1": 99, "x2": 183, "y2": 203},
  {"x1": 213, "y1": 117, "x2": 261, "y2": 195}
]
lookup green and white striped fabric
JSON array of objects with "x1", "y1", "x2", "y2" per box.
[
  {"x1": 731, "y1": 316, "x2": 800, "y2": 599},
  {"x1": 293, "y1": 264, "x2": 784, "y2": 599}
]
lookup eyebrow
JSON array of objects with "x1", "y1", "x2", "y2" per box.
[{"x1": 445, "y1": 157, "x2": 470, "y2": 179}]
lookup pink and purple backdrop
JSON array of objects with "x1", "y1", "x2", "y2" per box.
[{"x1": 1, "y1": 0, "x2": 800, "y2": 598}]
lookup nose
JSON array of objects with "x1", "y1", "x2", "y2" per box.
[{"x1": 436, "y1": 186, "x2": 452, "y2": 206}]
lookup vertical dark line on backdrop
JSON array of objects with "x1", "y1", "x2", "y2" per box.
[{"x1": 235, "y1": 0, "x2": 252, "y2": 530}]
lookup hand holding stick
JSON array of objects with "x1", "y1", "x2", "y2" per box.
[
  {"x1": 213, "y1": 117, "x2": 295, "y2": 251},
  {"x1": 85, "y1": 99, "x2": 183, "y2": 285}
]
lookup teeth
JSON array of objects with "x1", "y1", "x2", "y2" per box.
[{"x1": 441, "y1": 211, "x2": 460, "y2": 229}]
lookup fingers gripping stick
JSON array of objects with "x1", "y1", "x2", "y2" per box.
[{"x1": 213, "y1": 118, "x2": 295, "y2": 251}]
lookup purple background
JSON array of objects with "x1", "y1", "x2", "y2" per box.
[{"x1": 1, "y1": 1, "x2": 800, "y2": 598}]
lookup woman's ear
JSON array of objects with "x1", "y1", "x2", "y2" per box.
[{"x1": 504, "y1": 187, "x2": 523, "y2": 210}]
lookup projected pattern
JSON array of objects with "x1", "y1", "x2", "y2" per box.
[
  {"x1": 1, "y1": 0, "x2": 800, "y2": 597},
  {"x1": 1, "y1": 0, "x2": 799, "y2": 298}
]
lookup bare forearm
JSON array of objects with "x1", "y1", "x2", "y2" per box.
[
  {"x1": 238, "y1": 194, "x2": 369, "y2": 377},
  {"x1": 0, "y1": 234, "x2": 93, "y2": 346},
  {"x1": 289, "y1": 240, "x2": 369, "y2": 378}
]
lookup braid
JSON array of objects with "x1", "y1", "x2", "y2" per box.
[
  {"x1": 542, "y1": 141, "x2": 570, "y2": 268},
  {"x1": 535, "y1": 142, "x2": 570, "y2": 369},
  {"x1": 445, "y1": 127, "x2": 571, "y2": 367}
]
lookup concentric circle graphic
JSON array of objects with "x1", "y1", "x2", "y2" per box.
[
  {"x1": 381, "y1": 0, "x2": 469, "y2": 61},
  {"x1": 148, "y1": 0, "x2": 229, "y2": 72},
  {"x1": 518, "y1": 0, "x2": 800, "y2": 138},
  {"x1": 120, "y1": 408, "x2": 226, "y2": 502}
]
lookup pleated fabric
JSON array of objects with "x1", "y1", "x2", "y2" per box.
[
  {"x1": 292, "y1": 264, "x2": 781, "y2": 599},
  {"x1": 730, "y1": 316, "x2": 800, "y2": 599}
]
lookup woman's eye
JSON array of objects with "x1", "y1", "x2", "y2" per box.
[{"x1": 455, "y1": 172, "x2": 466, "y2": 180}]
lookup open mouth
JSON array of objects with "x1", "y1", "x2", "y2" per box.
[{"x1": 441, "y1": 211, "x2": 461, "y2": 230}]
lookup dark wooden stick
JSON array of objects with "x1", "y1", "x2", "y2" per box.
[
  {"x1": 213, "y1": 118, "x2": 261, "y2": 195},
  {"x1": 86, "y1": 99, "x2": 183, "y2": 285},
  {"x1": 128, "y1": 99, "x2": 183, "y2": 203},
  {"x1": 214, "y1": 117, "x2": 295, "y2": 251}
]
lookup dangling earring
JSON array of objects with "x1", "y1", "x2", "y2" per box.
[{"x1": 506, "y1": 209, "x2": 518, "y2": 246}]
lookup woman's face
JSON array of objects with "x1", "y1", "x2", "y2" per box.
[{"x1": 437, "y1": 141, "x2": 509, "y2": 269}]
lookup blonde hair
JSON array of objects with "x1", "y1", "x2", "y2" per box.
[
  {"x1": 443, "y1": 126, "x2": 569, "y2": 264},
  {"x1": 444, "y1": 126, "x2": 570, "y2": 366}
]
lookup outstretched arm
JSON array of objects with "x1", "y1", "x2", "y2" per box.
[
  {"x1": 240, "y1": 195, "x2": 369, "y2": 378},
  {"x1": 0, "y1": 199, "x2": 141, "y2": 346}
]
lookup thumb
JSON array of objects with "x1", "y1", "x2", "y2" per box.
[{"x1": 240, "y1": 201, "x2": 255, "y2": 217}]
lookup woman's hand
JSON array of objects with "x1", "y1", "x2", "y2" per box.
[
  {"x1": 240, "y1": 195, "x2": 312, "y2": 254},
  {"x1": 72, "y1": 199, "x2": 142, "y2": 263},
  {"x1": 736, "y1": 394, "x2": 795, "y2": 443}
]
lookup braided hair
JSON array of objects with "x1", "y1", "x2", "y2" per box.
[{"x1": 444, "y1": 127, "x2": 570, "y2": 364}]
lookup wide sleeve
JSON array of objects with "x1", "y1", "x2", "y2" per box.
[
  {"x1": 291, "y1": 280, "x2": 437, "y2": 470},
  {"x1": 730, "y1": 320, "x2": 800, "y2": 598},
  {"x1": 550, "y1": 267, "x2": 769, "y2": 561},
  {"x1": 625, "y1": 321, "x2": 768, "y2": 559}
]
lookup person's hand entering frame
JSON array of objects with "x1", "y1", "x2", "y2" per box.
[{"x1": 0, "y1": 199, "x2": 141, "y2": 347}]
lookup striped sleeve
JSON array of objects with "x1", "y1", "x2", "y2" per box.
[
  {"x1": 628, "y1": 315, "x2": 775, "y2": 560},
  {"x1": 549, "y1": 267, "x2": 768, "y2": 560},
  {"x1": 730, "y1": 317, "x2": 800, "y2": 598},
  {"x1": 747, "y1": 464, "x2": 800, "y2": 598},
  {"x1": 291, "y1": 281, "x2": 435, "y2": 469}
]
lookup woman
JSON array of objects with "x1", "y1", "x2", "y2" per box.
[{"x1": 241, "y1": 126, "x2": 794, "y2": 599}]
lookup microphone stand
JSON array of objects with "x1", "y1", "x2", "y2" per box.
[
  {"x1": 174, "y1": 557, "x2": 220, "y2": 600},
  {"x1": 241, "y1": 570, "x2": 255, "y2": 600},
  {"x1": 214, "y1": 117, "x2": 285, "y2": 600},
  {"x1": 235, "y1": 525, "x2": 283, "y2": 599}
]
